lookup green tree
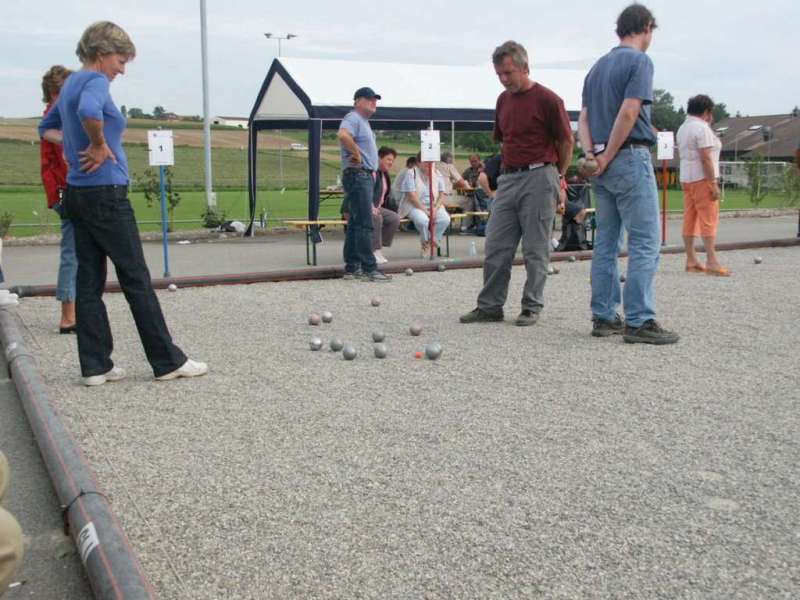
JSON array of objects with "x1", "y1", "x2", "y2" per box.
[
  {"x1": 712, "y1": 102, "x2": 730, "y2": 123},
  {"x1": 128, "y1": 107, "x2": 146, "y2": 119},
  {"x1": 153, "y1": 105, "x2": 166, "y2": 119},
  {"x1": 0, "y1": 212, "x2": 13, "y2": 238},
  {"x1": 134, "y1": 167, "x2": 181, "y2": 231},
  {"x1": 459, "y1": 132, "x2": 500, "y2": 154},
  {"x1": 651, "y1": 89, "x2": 683, "y2": 131},
  {"x1": 747, "y1": 154, "x2": 769, "y2": 205}
]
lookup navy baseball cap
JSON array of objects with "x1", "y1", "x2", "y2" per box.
[{"x1": 354, "y1": 87, "x2": 381, "y2": 101}]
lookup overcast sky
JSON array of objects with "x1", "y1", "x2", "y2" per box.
[{"x1": 2, "y1": 0, "x2": 798, "y2": 119}]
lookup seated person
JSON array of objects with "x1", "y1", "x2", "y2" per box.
[
  {"x1": 398, "y1": 153, "x2": 450, "y2": 256},
  {"x1": 556, "y1": 174, "x2": 592, "y2": 251},
  {"x1": 462, "y1": 153, "x2": 483, "y2": 188},
  {"x1": 437, "y1": 151, "x2": 471, "y2": 206},
  {"x1": 472, "y1": 153, "x2": 502, "y2": 236},
  {"x1": 392, "y1": 156, "x2": 417, "y2": 231},
  {"x1": 371, "y1": 147, "x2": 401, "y2": 264}
]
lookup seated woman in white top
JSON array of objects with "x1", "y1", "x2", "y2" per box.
[{"x1": 398, "y1": 156, "x2": 451, "y2": 257}]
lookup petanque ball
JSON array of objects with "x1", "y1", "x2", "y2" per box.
[
  {"x1": 330, "y1": 338, "x2": 344, "y2": 352},
  {"x1": 425, "y1": 342, "x2": 443, "y2": 360},
  {"x1": 409, "y1": 323, "x2": 423, "y2": 336},
  {"x1": 321, "y1": 311, "x2": 333, "y2": 323},
  {"x1": 371, "y1": 297, "x2": 381, "y2": 307},
  {"x1": 372, "y1": 330, "x2": 385, "y2": 343},
  {"x1": 578, "y1": 156, "x2": 599, "y2": 176},
  {"x1": 373, "y1": 343, "x2": 388, "y2": 359},
  {"x1": 310, "y1": 337, "x2": 323, "y2": 351},
  {"x1": 405, "y1": 268, "x2": 414, "y2": 276},
  {"x1": 568, "y1": 256, "x2": 577, "y2": 263},
  {"x1": 754, "y1": 256, "x2": 763, "y2": 264},
  {"x1": 437, "y1": 264, "x2": 446, "y2": 272},
  {"x1": 342, "y1": 345, "x2": 357, "y2": 360},
  {"x1": 308, "y1": 313, "x2": 321, "y2": 326},
  {"x1": 167, "y1": 283, "x2": 178, "y2": 292}
]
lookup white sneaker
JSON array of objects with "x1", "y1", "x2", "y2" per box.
[
  {"x1": 83, "y1": 366, "x2": 126, "y2": 387},
  {"x1": 373, "y1": 251, "x2": 388, "y2": 264},
  {"x1": 0, "y1": 293, "x2": 19, "y2": 309},
  {"x1": 155, "y1": 359, "x2": 208, "y2": 381}
]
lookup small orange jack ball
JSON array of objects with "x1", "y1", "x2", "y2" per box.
[{"x1": 414, "y1": 351, "x2": 423, "y2": 359}]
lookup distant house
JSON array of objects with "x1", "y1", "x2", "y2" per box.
[
  {"x1": 714, "y1": 112, "x2": 800, "y2": 162},
  {"x1": 212, "y1": 116, "x2": 249, "y2": 129},
  {"x1": 649, "y1": 111, "x2": 800, "y2": 186}
]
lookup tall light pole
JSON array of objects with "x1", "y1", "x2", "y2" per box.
[
  {"x1": 264, "y1": 33, "x2": 297, "y2": 188},
  {"x1": 264, "y1": 33, "x2": 297, "y2": 57},
  {"x1": 200, "y1": 0, "x2": 215, "y2": 208}
]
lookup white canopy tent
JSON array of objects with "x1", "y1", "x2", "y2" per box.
[{"x1": 246, "y1": 57, "x2": 585, "y2": 233}]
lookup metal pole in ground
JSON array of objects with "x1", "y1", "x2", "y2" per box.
[
  {"x1": 0, "y1": 311, "x2": 156, "y2": 599},
  {"x1": 199, "y1": 0, "x2": 215, "y2": 209},
  {"x1": 159, "y1": 166, "x2": 170, "y2": 278}
]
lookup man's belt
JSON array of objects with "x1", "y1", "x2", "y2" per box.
[
  {"x1": 593, "y1": 140, "x2": 652, "y2": 154},
  {"x1": 343, "y1": 167, "x2": 375, "y2": 174},
  {"x1": 500, "y1": 162, "x2": 551, "y2": 175}
]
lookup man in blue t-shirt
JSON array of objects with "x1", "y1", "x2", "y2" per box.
[
  {"x1": 337, "y1": 87, "x2": 391, "y2": 282},
  {"x1": 578, "y1": 3, "x2": 679, "y2": 345}
]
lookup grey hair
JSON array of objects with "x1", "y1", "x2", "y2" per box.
[
  {"x1": 76, "y1": 21, "x2": 136, "y2": 64},
  {"x1": 492, "y1": 40, "x2": 529, "y2": 69}
]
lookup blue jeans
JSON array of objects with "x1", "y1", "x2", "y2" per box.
[
  {"x1": 63, "y1": 185, "x2": 187, "y2": 377},
  {"x1": 342, "y1": 169, "x2": 377, "y2": 274},
  {"x1": 407, "y1": 206, "x2": 451, "y2": 244},
  {"x1": 590, "y1": 147, "x2": 661, "y2": 327},
  {"x1": 53, "y1": 203, "x2": 77, "y2": 302}
]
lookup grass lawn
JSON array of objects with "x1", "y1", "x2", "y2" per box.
[
  {"x1": 0, "y1": 139, "x2": 342, "y2": 190},
  {"x1": 1, "y1": 185, "x2": 793, "y2": 238},
  {"x1": 0, "y1": 188, "x2": 344, "y2": 237}
]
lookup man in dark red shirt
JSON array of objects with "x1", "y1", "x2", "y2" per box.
[{"x1": 461, "y1": 40, "x2": 573, "y2": 326}]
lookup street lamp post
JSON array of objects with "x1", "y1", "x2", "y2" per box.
[
  {"x1": 200, "y1": 0, "x2": 214, "y2": 208},
  {"x1": 264, "y1": 32, "x2": 297, "y2": 58},
  {"x1": 264, "y1": 33, "x2": 297, "y2": 188}
]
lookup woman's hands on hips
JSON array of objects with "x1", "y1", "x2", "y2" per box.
[{"x1": 79, "y1": 142, "x2": 117, "y2": 173}]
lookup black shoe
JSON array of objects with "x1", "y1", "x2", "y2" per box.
[
  {"x1": 515, "y1": 309, "x2": 539, "y2": 326},
  {"x1": 343, "y1": 269, "x2": 364, "y2": 281},
  {"x1": 364, "y1": 270, "x2": 392, "y2": 282},
  {"x1": 623, "y1": 319, "x2": 679, "y2": 345},
  {"x1": 591, "y1": 314, "x2": 624, "y2": 337},
  {"x1": 459, "y1": 307, "x2": 503, "y2": 323}
]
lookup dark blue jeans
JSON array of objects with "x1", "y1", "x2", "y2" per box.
[
  {"x1": 342, "y1": 169, "x2": 377, "y2": 274},
  {"x1": 63, "y1": 185, "x2": 186, "y2": 377}
]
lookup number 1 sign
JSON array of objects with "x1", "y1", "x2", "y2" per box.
[{"x1": 148, "y1": 130, "x2": 175, "y2": 166}]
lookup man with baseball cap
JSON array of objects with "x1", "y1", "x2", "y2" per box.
[{"x1": 337, "y1": 87, "x2": 391, "y2": 281}]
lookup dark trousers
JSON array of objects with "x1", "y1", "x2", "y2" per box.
[
  {"x1": 342, "y1": 169, "x2": 377, "y2": 273},
  {"x1": 63, "y1": 185, "x2": 186, "y2": 377}
]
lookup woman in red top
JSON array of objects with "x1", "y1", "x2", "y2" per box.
[{"x1": 40, "y1": 65, "x2": 77, "y2": 333}]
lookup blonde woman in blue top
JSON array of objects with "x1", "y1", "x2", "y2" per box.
[{"x1": 40, "y1": 21, "x2": 207, "y2": 386}]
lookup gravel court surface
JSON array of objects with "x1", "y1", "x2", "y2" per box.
[{"x1": 9, "y1": 247, "x2": 800, "y2": 599}]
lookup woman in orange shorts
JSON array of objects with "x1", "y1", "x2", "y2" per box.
[{"x1": 676, "y1": 94, "x2": 730, "y2": 276}]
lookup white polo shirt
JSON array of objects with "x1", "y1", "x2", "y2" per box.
[{"x1": 676, "y1": 116, "x2": 722, "y2": 183}]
